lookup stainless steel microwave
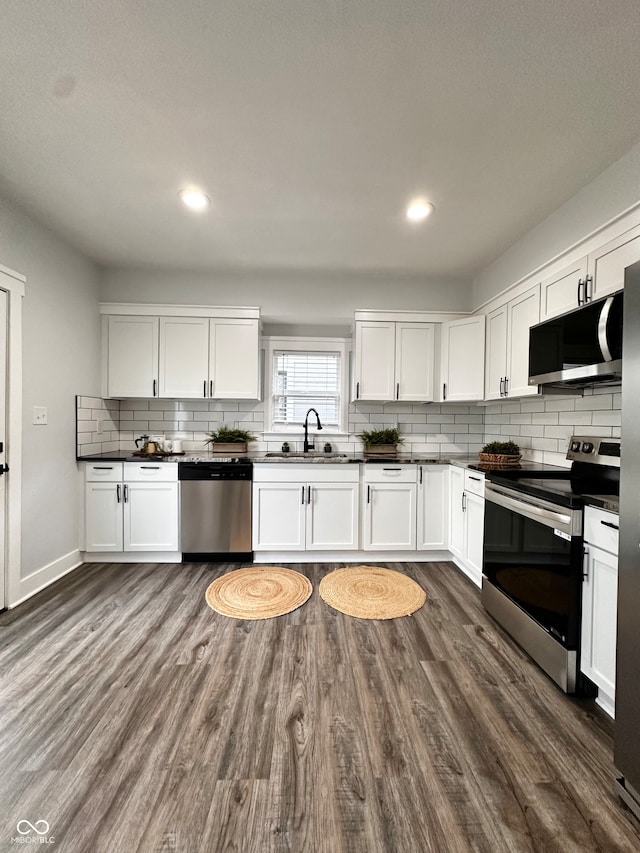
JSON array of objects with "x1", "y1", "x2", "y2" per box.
[{"x1": 528, "y1": 290, "x2": 623, "y2": 389}]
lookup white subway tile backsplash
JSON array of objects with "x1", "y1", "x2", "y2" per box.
[
  {"x1": 540, "y1": 397, "x2": 576, "y2": 412},
  {"x1": 532, "y1": 412, "x2": 559, "y2": 425}
]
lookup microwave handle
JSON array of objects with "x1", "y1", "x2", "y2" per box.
[{"x1": 598, "y1": 296, "x2": 615, "y2": 362}]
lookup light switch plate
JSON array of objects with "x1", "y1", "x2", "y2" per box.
[{"x1": 33, "y1": 406, "x2": 48, "y2": 425}]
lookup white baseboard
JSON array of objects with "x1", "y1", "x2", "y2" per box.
[
  {"x1": 82, "y1": 551, "x2": 182, "y2": 563},
  {"x1": 252, "y1": 549, "x2": 452, "y2": 564},
  {"x1": 451, "y1": 557, "x2": 482, "y2": 588},
  {"x1": 12, "y1": 549, "x2": 82, "y2": 608}
]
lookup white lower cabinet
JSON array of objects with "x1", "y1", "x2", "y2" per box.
[
  {"x1": 581, "y1": 506, "x2": 619, "y2": 717},
  {"x1": 448, "y1": 466, "x2": 485, "y2": 586},
  {"x1": 84, "y1": 462, "x2": 179, "y2": 555},
  {"x1": 252, "y1": 465, "x2": 359, "y2": 552},
  {"x1": 363, "y1": 466, "x2": 417, "y2": 550},
  {"x1": 417, "y1": 465, "x2": 449, "y2": 550}
]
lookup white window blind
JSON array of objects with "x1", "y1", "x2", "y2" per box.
[{"x1": 273, "y1": 350, "x2": 341, "y2": 428}]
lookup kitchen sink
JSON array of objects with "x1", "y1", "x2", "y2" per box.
[{"x1": 264, "y1": 451, "x2": 348, "y2": 458}]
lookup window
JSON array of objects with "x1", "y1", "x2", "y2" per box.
[{"x1": 265, "y1": 337, "x2": 349, "y2": 433}]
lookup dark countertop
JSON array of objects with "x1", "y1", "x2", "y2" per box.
[
  {"x1": 77, "y1": 451, "x2": 474, "y2": 465},
  {"x1": 582, "y1": 494, "x2": 620, "y2": 514}
]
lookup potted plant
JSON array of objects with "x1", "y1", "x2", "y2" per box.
[
  {"x1": 358, "y1": 427, "x2": 403, "y2": 457},
  {"x1": 205, "y1": 426, "x2": 257, "y2": 454},
  {"x1": 479, "y1": 440, "x2": 522, "y2": 465}
]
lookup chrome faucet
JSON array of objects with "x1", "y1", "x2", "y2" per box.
[{"x1": 303, "y1": 408, "x2": 323, "y2": 453}]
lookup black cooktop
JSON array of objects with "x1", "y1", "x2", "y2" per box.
[{"x1": 486, "y1": 462, "x2": 620, "y2": 509}]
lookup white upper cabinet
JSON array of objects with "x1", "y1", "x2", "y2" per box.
[
  {"x1": 539, "y1": 222, "x2": 640, "y2": 321},
  {"x1": 588, "y1": 222, "x2": 640, "y2": 301},
  {"x1": 395, "y1": 322, "x2": 435, "y2": 401},
  {"x1": 540, "y1": 258, "x2": 588, "y2": 321},
  {"x1": 485, "y1": 284, "x2": 540, "y2": 400},
  {"x1": 210, "y1": 318, "x2": 260, "y2": 400},
  {"x1": 103, "y1": 308, "x2": 260, "y2": 400},
  {"x1": 354, "y1": 320, "x2": 435, "y2": 402},
  {"x1": 159, "y1": 317, "x2": 210, "y2": 399},
  {"x1": 104, "y1": 316, "x2": 159, "y2": 398},
  {"x1": 440, "y1": 315, "x2": 485, "y2": 402}
]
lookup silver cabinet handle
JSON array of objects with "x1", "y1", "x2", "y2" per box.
[
  {"x1": 583, "y1": 545, "x2": 589, "y2": 580},
  {"x1": 504, "y1": 377, "x2": 509, "y2": 395},
  {"x1": 499, "y1": 377, "x2": 504, "y2": 397},
  {"x1": 585, "y1": 274, "x2": 593, "y2": 302}
]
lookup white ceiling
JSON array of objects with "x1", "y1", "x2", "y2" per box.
[{"x1": 1, "y1": 0, "x2": 640, "y2": 279}]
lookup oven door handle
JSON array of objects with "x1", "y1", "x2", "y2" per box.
[{"x1": 485, "y1": 484, "x2": 575, "y2": 535}]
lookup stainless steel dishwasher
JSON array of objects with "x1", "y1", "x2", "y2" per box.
[{"x1": 179, "y1": 461, "x2": 253, "y2": 561}]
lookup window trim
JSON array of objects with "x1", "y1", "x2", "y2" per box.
[{"x1": 263, "y1": 336, "x2": 350, "y2": 435}]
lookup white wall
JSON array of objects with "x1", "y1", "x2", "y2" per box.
[
  {"x1": 0, "y1": 193, "x2": 101, "y2": 582},
  {"x1": 473, "y1": 140, "x2": 640, "y2": 307},
  {"x1": 99, "y1": 267, "x2": 472, "y2": 323}
]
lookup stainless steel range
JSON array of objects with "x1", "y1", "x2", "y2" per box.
[{"x1": 479, "y1": 435, "x2": 620, "y2": 693}]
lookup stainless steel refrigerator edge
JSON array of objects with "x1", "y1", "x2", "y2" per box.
[{"x1": 615, "y1": 260, "x2": 640, "y2": 817}]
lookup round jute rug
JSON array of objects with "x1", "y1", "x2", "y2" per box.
[
  {"x1": 205, "y1": 567, "x2": 312, "y2": 620},
  {"x1": 319, "y1": 566, "x2": 426, "y2": 620}
]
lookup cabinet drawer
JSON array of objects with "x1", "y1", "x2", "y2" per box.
[
  {"x1": 364, "y1": 465, "x2": 417, "y2": 484},
  {"x1": 464, "y1": 470, "x2": 485, "y2": 497},
  {"x1": 124, "y1": 462, "x2": 178, "y2": 482},
  {"x1": 253, "y1": 463, "x2": 359, "y2": 483},
  {"x1": 584, "y1": 506, "x2": 619, "y2": 555},
  {"x1": 85, "y1": 462, "x2": 123, "y2": 483}
]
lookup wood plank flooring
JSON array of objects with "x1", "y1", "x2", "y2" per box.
[{"x1": 1, "y1": 560, "x2": 640, "y2": 852}]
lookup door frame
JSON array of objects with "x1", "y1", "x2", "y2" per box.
[{"x1": 0, "y1": 264, "x2": 24, "y2": 609}]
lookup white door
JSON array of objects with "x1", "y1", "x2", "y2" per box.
[
  {"x1": 589, "y1": 224, "x2": 640, "y2": 301},
  {"x1": 395, "y1": 323, "x2": 435, "y2": 402},
  {"x1": 354, "y1": 321, "x2": 396, "y2": 401},
  {"x1": 441, "y1": 316, "x2": 485, "y2": 402},
  {"x1": 417, "y1": 465, "x2": 448, "y2": 550},
  {"x1": 306, "y1": 482, "x2": 359, "y2": 550},
  {"x1": 106, "y1": 315, "x2": 159, "y2": 398},
  {"x1": 159, "y1": 317, "x2": 210, "y2": 399},
  {"x1": 484, "y1": 305, "x2": 508, "y2": 401},
  {"x1": 506, "y1": 284, "x2": 540, "y2": 398},
  {"x1": 210, "y1": 318, "x2": 260, "y2": 399},
  {"x1": 0, "y1": 290, "x2": 6, "y2": 608},
  {"x1": 123, "y1": 482, "x2": 179, "y2": 551},
  {"x1": 252, "y1": 482, "x2": 306, "y2": 551},
  {"x1": 539, "y1": 258, "x2": 588, "y2": 320},
  {"x1": 85, "y1": 482, "x2": 123, "y2": 552},
  {"x1": 464, "y1": 492, "x2": 485, "y2": 586},
  {"x1": 581, "y1": 544, "x2": 618, "y2": 703},
  {"x1": 448, "y1": 466, "x2": 465, "y2": 560},
  {"x1": 363, "y1": 482, "x2": 417, "y2": 550}
]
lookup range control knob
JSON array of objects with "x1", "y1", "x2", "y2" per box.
[
  {"x1": 570, "y1": 440, "x2": 582, "y2": 452},
  {"x1": 581, "y1": 441, "x2": 594, "y2": 453}
]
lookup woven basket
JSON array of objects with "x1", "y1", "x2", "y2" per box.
[
  {"x1": 364, "y1": 444, "x2": 398, "y2": 457},
  {"x1": 478, "y1": 452, "x2": 522, "y2": 464},
  {"x1": 210, "y1": 442, "x2": 248, "y2": 454}
]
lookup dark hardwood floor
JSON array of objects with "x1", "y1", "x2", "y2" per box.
[{"x1": 1, "y1": 560, "x2": 639, "y2": 852}]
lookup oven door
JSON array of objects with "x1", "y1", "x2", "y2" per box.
[{"x1": 483, "y1": 484, "x2": 583, "y2": 649}]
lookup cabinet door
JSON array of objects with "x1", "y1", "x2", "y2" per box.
[
  {"x1": 484, "y1": 306, "x2": 508, "y2": 401},
  {"x1": 210, "y1": 319, "x2": 260, "y2": 399},
  {"x1": 85, "y1": 482, "x2": 123, "y2": 552},
  {"x1": 252, "y1": 482, "x2": 306, "y2": 551},
  {"x1": 363, "y1": 482, "x2": 417, "y2": 550},
  {"x1": 581, "y1": 544, "x2": 618, "y2": 704},
  {"x1": 105, "y1": 316, "x2": 158, "y2": 398},
  {"x1": 539, "y1": 257, "x2": 588, "y2": 321},
  {"x1": 395, "y1": 323, "x2": 435, "y2": 402},
  {"x1": 464, "y1": 492, "x2": 484, "y2": 586},
  {"x1": 354, "y1": 321, "x2": 396, "y2": 401},
  {"x1": 159, "y1": 317, "x2": 210, "y2": 399},
  {"x1": 306, "y1": 483, "x2": 359, "y2": 550},
  {"x1": 506, "y1": 284, "x2": 540, "y2": 398},
  {"x1": 589, "y1": 223, "x2": 640, "y2": 301},
  {"x1": 123, "y1": 482, "x2": 179, "y2": 551},
  {"x1": 440, "y1": 316, "x2": 485, "y2": 402},
  {"x1": 448, "y1": 466, "x2": 465, "y2": 560},
  {"x1": 417, "y1": 465, "x2": 448, "y2": 550}
]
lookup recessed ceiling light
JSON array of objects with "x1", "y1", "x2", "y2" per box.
[
  {"x1": 406, "y1": 199, "x2": 434, "y2": 222},
  {"x1": 179, "y1": 188, "x2": 211, "y2": 211}
]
